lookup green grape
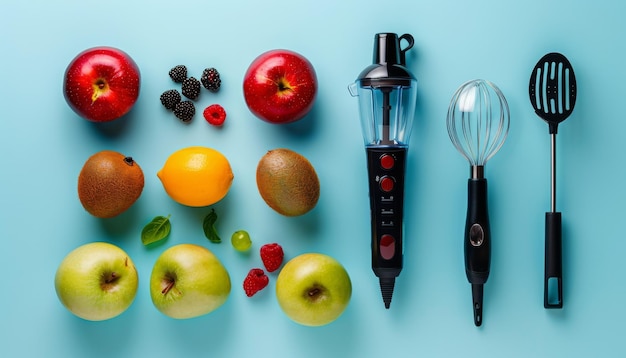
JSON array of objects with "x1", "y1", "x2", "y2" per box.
[{"x1": 231, "y1": 230, "x2": 252, "y2": 251}]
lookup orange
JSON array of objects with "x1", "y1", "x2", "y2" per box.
[{"x1": 157, "y1": 146, "x2": 234, "y2": 207}]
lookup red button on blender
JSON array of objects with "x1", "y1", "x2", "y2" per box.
[
  {"x1": 379, "y1": 176, "x2": 394, "y2": 192},
  {"x1": 380, "y1": 154, "x2": 395, "y2": 170},
  {"x1": 380, "y1": 234, "x2": 396, "y2": 260}
]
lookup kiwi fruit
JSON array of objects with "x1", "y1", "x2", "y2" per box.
[
  {"x1": 256, "y1": 148, "x2": 320, "y2": 216},
  {"x1": 78, "y1": 150, "x2": 144, "y2": 218}
]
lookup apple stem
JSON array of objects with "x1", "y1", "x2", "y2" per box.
[
  {"x1": 162, "y1": 280, "x2": 175, "y2": 295},
  {"x1": 91, "y1": 78, "x2": 109, "y2": 103},
  {"x1": 278, "y1": 79, "x2": 292, "y2": 93},
  {"x1": 105, "y1": 272, "x2": 117, "y2": 284},
  {"x1": 100, "y1": 272, "x2": 120, "y2": 291},
  {"x1": 307, "y1": 286, "x2": 325, "y2": 302}
]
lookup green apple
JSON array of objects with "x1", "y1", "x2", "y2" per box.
[
  {"x1": 54, "y1": 242, "x2": 139, "y2": 321},
  {"x1": 150, "y1": 243, "x2": 231, "y2": 319},
  {"x1": 276, "y1": 253, "x2": 352, "y2": 326}
]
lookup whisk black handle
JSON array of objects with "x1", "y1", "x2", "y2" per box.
[
  {"x1": 465, "y1": 178, "x2": 491, "y2": 282},
  {"x1": 465, "y1": 178, "x2": 490, "y2": 326},
  {"x1": 545, "y1": 212, "x2": 563, "y2": 308}
]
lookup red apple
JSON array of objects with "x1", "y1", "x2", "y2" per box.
[
  {"x1": 63, "y1": 46, "x2": 141, "y2": 122},
  {"x1": 243, "y1": 49, "x2": 317, "y2": 124}
]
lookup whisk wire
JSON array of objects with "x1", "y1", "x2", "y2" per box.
[{"x1": 447, "y1": 79, "x2": 510, "y2": 168}]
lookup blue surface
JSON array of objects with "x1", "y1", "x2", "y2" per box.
[{"x1": 2, "y1": 0, "x2": 625, "y2": 357}]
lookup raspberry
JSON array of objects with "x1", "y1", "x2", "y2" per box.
[
  {"x1": 160, "y1": 89, "x2": 181, "y2": 110},
  {"x1": 243, "y1": 268, "x2": 269, "y2": 297},
  {"x1": 260, "y1": 243, "x2": 284, "y2": 272},
  {"x1": 169, "y1": 65, "x2": 187, "y2": 83},
  {"x1": 203, "y1": 104, "x2": 226, "y2": 126},
  {"x1": 173, "y1": 100, "x2": 195, "y2": 122},
  {"x1": 181, "y1": 77, "x2": 201, "y2": 100},
  {"x1": 201, "y1": 68, "x2": 221, "y2": 92}
]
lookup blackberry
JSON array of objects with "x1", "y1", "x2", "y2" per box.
[
  {"x1": 173, "y1": 101, "x2": 195, "y2": 122},
  {"x1": 169, "y1": 65, "x2": 187, "y2": 83},
  {"x1": 159, "y1": 89, "x2": 181, "y2": 110},
  {"x1": 181, "y1": 77, "x2": 201, "y2": 100},
  {"x1": 201, "y1": 68, "x2": 221, "y2": 92}
]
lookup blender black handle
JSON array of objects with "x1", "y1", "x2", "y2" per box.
[
  {"x1": 366, "y1": 147, "x2": 406, "y2": 309},
  {"x1": 544, "y1": 212, "x2": 563, "y2": 308},
  {"x1": 465, "y1": 178, "x2": 490, "y2": 326}
]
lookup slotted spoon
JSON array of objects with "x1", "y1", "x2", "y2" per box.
[{"x1": 529, "y1": 52, "x2": 577, "y2": 309}]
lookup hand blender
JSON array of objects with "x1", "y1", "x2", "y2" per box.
[{"x1": 349, "y1": 33, "x2": 417, "y2": 309}]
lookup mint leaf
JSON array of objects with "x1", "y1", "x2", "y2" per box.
[
  {"x1": 141, "y1": 215, "x2": 171, "y2": 245},
  {"x1": 203, "y1": 209, "x2": 221, "y2": 243}
]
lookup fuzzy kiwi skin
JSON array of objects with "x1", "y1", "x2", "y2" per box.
[
  {"x1": 78, "y1": 150, "x2": 144, "y2": 218},
  {"x1": 256, "y1": 148, "x2": 320, "y2": 216}
]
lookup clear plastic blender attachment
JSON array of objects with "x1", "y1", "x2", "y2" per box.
[{"x1": 349, "y1": 81, "x2": 417, "y2": 147}]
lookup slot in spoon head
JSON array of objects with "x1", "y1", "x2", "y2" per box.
[{"x1": 529, "y1": 52, "x2": 577, "y2": 134}]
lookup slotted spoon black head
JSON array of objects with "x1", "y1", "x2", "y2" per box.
[{"x1": 529, "y1": 52, "x2": 577, "y2": 134}]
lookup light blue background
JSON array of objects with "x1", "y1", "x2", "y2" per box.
[{"x1": 1, "y1": 0, "x2": 624, "y2": 357}]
